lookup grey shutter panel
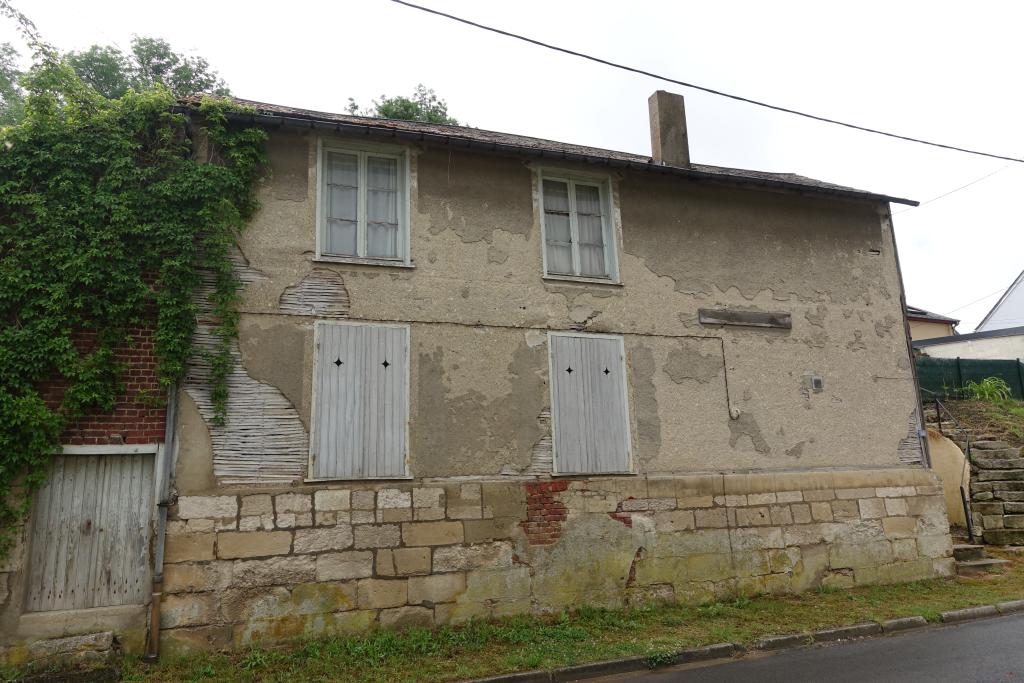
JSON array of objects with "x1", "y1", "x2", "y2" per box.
[
  {"x1": 550, "y1": 334, "x2": 631, "y2": 474},
  {"x1": 313, "y1": 323, "x2": 408, "y2": 479}
]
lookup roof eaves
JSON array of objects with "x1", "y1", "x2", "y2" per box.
[
  {"x1": 182, "y1": 98, "x2": 918, "y2": 207},
  {"x1": 913, "y1": 324, "x2": 1024, "y2": 347}
]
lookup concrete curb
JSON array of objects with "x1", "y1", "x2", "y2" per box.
[{"x1": 460, "y1": 603, "x2": 1022, "y2": 683}]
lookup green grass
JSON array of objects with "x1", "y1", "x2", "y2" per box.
[
  {"x1": 14, "y1": 552, "x2": 1024, "y2": 683},
  {"x1": 120, "y1": 553, "x2": 1024, "y2": 681},
  {"x1": 948, "y1": 398, "x2": 1024, "y2": 446}
]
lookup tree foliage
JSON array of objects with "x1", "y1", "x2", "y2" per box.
[
  {"x1": 0, "y1": 42, "x2": 24, "y2": 125},
  {"x1": 0, "y1": 56, "x2": 265, "y2": 556},
  {"x1": 67, "y1": 36, "x2": 230, "y2": 99},
  {"x1": 347, "y1": 84, "x2": 458, "y2": 125}
]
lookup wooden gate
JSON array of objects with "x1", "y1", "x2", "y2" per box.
[{"x1": 24, "y1": 451, "x2": 155, "y2": 612}]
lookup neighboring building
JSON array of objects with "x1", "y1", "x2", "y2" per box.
[
  {"x1": 976, "y1": 269, "x2": 1024, "y2": 332},
  {"x1": 906, "y1": 305, "x2": 958, "y2": 341},
  {"x1": 914, "y1": 325, "x2": 1024, "y2": 360},
  {"x1": 1, "y1": 91, "x2": 954, "y2": 662}
]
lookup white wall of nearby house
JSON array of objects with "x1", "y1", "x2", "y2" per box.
[
  {"x1": 918, "y1": 334, "x2": 1024, "y2": 361},
  {"x1": 977, "y1": 271, "x2": 1024, "y2": 332}
]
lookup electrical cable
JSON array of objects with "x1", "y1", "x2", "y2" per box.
[{"x1": 390, "y1": 0, "x2": 1024, "y2": 164}]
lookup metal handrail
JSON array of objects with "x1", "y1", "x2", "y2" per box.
[
  {"x1": 921, "y1": 388, "x2": 975, "y2": 541},
  {"x1": 922, "y1": 389, "x2": 973, "y2": 460}
]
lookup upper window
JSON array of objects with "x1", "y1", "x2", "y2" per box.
[
  {"x1": 318, "y1": 143, "x2": 409, "y2": 264},
  {"x1": 540, "y1": 173, "x2": 618, "y2": 281}
]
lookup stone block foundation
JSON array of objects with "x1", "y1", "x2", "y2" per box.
[{"x1": 152, "y1": 467, "x2": 952, "y2": 652}]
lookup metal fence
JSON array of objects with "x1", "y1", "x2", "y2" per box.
[{"x1": 917, "y1": 356, "x2": 1024, "y2": 400}]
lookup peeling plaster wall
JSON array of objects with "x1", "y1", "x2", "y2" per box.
[{"x1": 174, "y1": 126, "x2": 923, "y2": 487}]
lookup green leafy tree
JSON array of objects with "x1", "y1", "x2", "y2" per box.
[
  {"x1": 0, "y1": 41, "x2": 24, "y2": 125},
  {"x1": 66, "y1": 36, "x2": 230, "y2": 99},
  {"x1": 347, "y1": 84, "x2": 458, "y2": 124}
]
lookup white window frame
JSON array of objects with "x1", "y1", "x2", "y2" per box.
[
  {"x1": 315, "y1": 139, "x2": 413, "y2": 267},
  {"x1": 547, "y1": 331, "x2": 634, "y2": 475},
  {"x1": 307, "y1": 320, "x2": 412, "y2": 482},
  {"x1": 539, "y1": 170, "x2": 620, "y2": 283}
]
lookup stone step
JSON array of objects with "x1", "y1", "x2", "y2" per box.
[
  {"x1": 953, "y1": 544, "x2": 986, "y2": 562},
  {"x1": 973, "y1": 458, "x2": 1024, "y2": 470},
  {"x1": 977, "y1": 470, "x2": 1024, "y2": 482},
  {"x1": 983, "y1": 529, "x2": 1024, "y2": 545},
  {"x1": 973, "y1": 481, "x2": 1024, "y2": 493},
  {"x1": 973, "y1": 502, "x2": 1005, "y2": 516},
  {"x1": 970, "y1": 449, "x2": 1023, "y2": 461},
  {"x1": 974, "y1": 440, "x2": 1014, "y2": 451},
  {"x1": 956, "y1": 558, "x2": 1012, "y2": 577}
]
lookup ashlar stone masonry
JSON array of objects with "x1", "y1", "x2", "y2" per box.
[{"x1": 158, "y1": 467, "x2": 952, "y2": 652}]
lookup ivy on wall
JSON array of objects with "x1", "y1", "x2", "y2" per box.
[{"x1": 0, "y1": 60, "x2": 266, "y2": 556}]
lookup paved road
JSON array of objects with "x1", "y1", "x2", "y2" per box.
[{"x1": 599, "y1": 613, "x2": 1024, "y2": 682}]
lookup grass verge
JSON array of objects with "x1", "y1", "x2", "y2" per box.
[{"x1": 10, "y1": 551, "x2": 1024, "y2": 683}]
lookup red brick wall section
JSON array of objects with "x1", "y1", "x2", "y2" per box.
[
  {"x1": 608, "y1": 500, "x2": 635, "y2": 528},
  {"x1": 520, "y1": 481, "x2": 568, "y2": 545},
  {"x1": 37, "y1": 327, "x2": 166, "y2": 445}
]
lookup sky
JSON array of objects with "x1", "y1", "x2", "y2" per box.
[{"x1": 6, "y1": 0, "x2": 1022, "y2": 331}]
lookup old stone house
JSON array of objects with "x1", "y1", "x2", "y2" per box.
[{"x1": 1, "y1": 91, "x2": 953, "y2": 662}]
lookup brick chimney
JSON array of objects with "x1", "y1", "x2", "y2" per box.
[{"x1": 648, "y1": 90, "x2": 690, "y2": 167}]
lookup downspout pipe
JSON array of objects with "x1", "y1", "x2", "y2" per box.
[{"x1": 145, "y1": 383, "x2": 179, "y2": 662}]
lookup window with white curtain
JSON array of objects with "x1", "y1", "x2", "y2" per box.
[
  {"x1": 540, "y1": 173, "x2": 617, "y2": 280},
  {"x1": 319, "y1": 144, "x2": 408, "y2": 262}
]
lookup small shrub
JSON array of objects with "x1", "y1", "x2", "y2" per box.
[
  {"x1": 645, "y1": 650, "x2": 678, "y2": 669},
  {"x1": 965, "y1": 377, "x2": 1012, "y2": 403}
]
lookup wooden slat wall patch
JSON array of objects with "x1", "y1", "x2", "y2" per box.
[
  {"x1": 698, "y1": 308, "x2": 792, "y2": 329},
  {"x1": 185, "y1": 254, "x2": 307, "y2": 486},
  {"x1": 312, "y1": 323, "x2": 409, "y2": 480},
  {"x1": 25, "y1": 453, "x2": 154, "y2": 612},
  {"x1": 550, "y1": 333, "x2": 631, "y2": 474}
]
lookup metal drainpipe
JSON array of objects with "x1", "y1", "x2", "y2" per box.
[{"x1": 145, "y1": 383, "x2": 179, "y2": 662}]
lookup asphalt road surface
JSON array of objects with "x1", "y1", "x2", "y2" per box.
[{"x1": 599, "y1": 613, "x2": 1024, "y2": 682}]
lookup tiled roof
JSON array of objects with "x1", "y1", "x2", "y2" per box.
[
  {"x1": 906, "y1": 306, "x2": 960, "y2": 325},
  {"x1": 181, "y1": 96, "x2": 918, "y2": 207}
]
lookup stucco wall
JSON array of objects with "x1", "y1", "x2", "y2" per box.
[
  {"x1": 909, "y1": 319, "x2": 955, "y2": 342},
  {"x1": 918, "y1": 335, "x2": 1024, "y2": 361},
  {"x1": 927, "y1": 428, "x2": 969, "y2": 526},
  {"x1": 175, "y1": 126, "x2": 923, "y2": 490}
]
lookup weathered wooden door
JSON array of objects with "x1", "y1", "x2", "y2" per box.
[
  {"x1": 549, "y1": 332, "x2": 632, "y2": 474},
  {"x1": 311, "y1": 322, "x2": 409, "y2": 479},
  {"x1": 25, "y1": 452, "x2": 154, "y2": 612}
]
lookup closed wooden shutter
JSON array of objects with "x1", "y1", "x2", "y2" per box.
[
  {"x1": 549, "y1": 333, "x2": 631, "y2": 474},
  {"x1": 312, "y1": 322, "x2": 408, "y2": 479},
  {"x1": 26, "y1": 453, "x2": 154, "y2": 612}
]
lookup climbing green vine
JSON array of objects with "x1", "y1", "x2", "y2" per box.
[{"x1": 0, "y1": 60, "x2": 266, "y2": 556}]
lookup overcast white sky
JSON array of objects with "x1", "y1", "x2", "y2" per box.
[{"x1": 8, "y1": 0, "x2": 1022, "y2": 331}]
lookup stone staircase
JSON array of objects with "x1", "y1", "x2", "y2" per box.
[
  {"x1": 953, "y1": 541, "x2": 1010, "y2": 576},
  {"x1": 922, "y1": 404, "x2": 1024, "y2": 553},
  {"x1": 962, "y1": 439, "x2": 1024, "y2": 545}
]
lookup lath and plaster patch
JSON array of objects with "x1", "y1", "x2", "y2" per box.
[
  {"x1": 522, "y1": 408, "x2": 553, "y2": 475},
  {"x1": 279, "y1": 269, "x2": 350, "y2": 318},
  {"x1": 897, "y1": 410, "x2": 925, "y2": 465},
  {"x1": 185, "y1": 247, "x2": 308, "y2": 485}
]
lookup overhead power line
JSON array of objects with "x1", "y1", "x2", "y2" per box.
[
  {"x1": 391, "y1": 0, "x2": 1024, "y2": 165},
  {"x1": 945, "y1": 287, "x2": 1006, "y2": 315},
  {"x1": 892, "y1": 162, "x2": 1015, "y2": 215}
]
